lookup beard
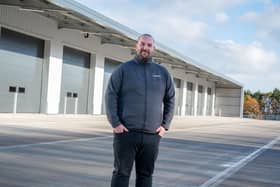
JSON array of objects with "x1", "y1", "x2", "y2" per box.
[{"x1": 139, "y1": 50, "x2": 151, "y2": 61}]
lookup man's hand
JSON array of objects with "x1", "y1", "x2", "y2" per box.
[
  {"x1": 156, "y1": 126, "x2": 166, "y2": 137},
  {"x1": 113, "y1": 124, "x2": 129, "y2": 134}
]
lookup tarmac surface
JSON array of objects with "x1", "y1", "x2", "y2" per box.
[{"x1": 0, "y1": 114, "x2": 279, "y2": 187}]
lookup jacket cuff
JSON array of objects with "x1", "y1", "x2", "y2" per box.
[
  {"x1": 111, "y1": 120, "x2": 121, "y2": 128},
  {"x1": 161, "y1": 123, "x2": 170, "y2": 131}
]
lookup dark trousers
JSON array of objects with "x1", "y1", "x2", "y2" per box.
[{"x1": 111, "y1": 131, "x2": 161, "y2": 187}]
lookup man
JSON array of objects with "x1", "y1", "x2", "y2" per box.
[{"x1": 105, "y1": 34, "x2": 175, "y2": 187}]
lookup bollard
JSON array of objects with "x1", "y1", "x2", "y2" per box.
[
  {"x1": 64, "y1": 96, "x2": 67, "y2": 114},
  {"x1": 13, "y1": 92, "x2": 18, "y2": 114},
  {"x1": 74, "y1": 97, "x2": 78, "y2": 115}
]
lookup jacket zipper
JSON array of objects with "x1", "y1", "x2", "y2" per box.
[{"x1": 143, "y1": 63, "x2": 147, "y2": 129}]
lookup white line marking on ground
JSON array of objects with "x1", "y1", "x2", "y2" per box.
[
  {"x1": 200, "y1": 136, "x2": 280, "y2": 187},
  {"x1": 0, "y1": 135, "x2": 113, "y2": 151}
]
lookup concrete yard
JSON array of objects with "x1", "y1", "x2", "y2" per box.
[{"x1": 0, "y1": 114, "x2": 279, "y2": 187}]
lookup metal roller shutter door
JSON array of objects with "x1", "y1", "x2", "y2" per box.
[
  {"x1": 0, "y1": 28, "x2": 44, "y2": 113},
  {"x1": 59, "y1": 46, "x2": 90, "y2": 114}
]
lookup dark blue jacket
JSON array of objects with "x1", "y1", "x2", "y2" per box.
[{"x1": 105, "y1": 56, "x2": 175, "y2": 133}]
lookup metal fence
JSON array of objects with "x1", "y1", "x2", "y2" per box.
[{"x1": 243, "y1": 114, "x2": 280, "y2": 121}]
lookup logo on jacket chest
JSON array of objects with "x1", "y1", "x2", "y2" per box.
[{"x1": 152, "y1": 74, "x2": 161, "y2": 78}]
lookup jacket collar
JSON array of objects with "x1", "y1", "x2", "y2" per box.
[{"x1": 134, "y1": 55, "x2": 153, "y2": 64}]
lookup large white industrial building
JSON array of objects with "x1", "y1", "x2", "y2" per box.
[{"x1": 0, "y1": 0, "x2": 244, "y2": 117}]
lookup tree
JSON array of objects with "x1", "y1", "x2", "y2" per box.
[
  {"x1": 253, "y1": 90, "x2": 263, "y2": 112},
  {"x1": 253, "y1": 90, "x2": 263, "y2": 103},
  {"x1": 271, "y1": 98, "x2": 280, "y2": 114},
  {"x1": 271, "y1": 89, "x2": 280, "y2": 114},
  {"x1": 272, "y1": 88, "x2": 280, "y2": 102},
  {"x1": 244, "y1": 95, "x2": 261, "y2": 115},
  {"x1": 244, "y1": 90, "x2": 252, "y2": 96},
  {"x1": 244, "y1": 89, "x2": 280, "y2": 115},
  {"x1": 262, "y1": 93, "x2": 272, "y2": 114}
]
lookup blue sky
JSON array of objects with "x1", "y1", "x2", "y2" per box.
[{"x1": 77, "y1": 0, "x2": 280, "y2": 92}]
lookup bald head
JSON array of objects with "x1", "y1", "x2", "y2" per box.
[{"x1": 137, "y1": 34, "x2": 154, "y2": 42}]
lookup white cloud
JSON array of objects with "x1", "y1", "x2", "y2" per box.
[
  {"x1": 167, "y1": 0, "x2": 248, "y2": 16},
  {"x1": 186, "y1": 39, "x2": 279, "y2": 91},
  {"x1": 240, "y1": 4, "x2": 280, "y2": 43},
  {"x1": 152, "y1": 18, "x2": 208, "y2": 44},
  {"x1": 230, "y1": 71, "x2": 280, "y2": 92},
  {"x1": 166, "y1": 38, "x2": 279, "y2": 92},
  {"x1": 76, "y1": 0, "x2": 248, "y2": 45},
  {"x1": 77, "y1": 0, "x2": 210, "y2": 45},
  {"x1": 259, "y1": 7, "x2": 280, "y2": 35},
  {"x1": 215, "y1": 12, "x2": 229, "y2": 23},
  {"x1": 239, "y1": 11, "x2": 258, "y2": 21},
  {"x1": 213, "y1": 40, "x2": 277, "y2": 73}
]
